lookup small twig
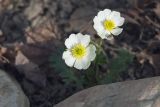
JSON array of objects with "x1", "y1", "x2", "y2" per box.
[
  {"x1": 0, "y1": 55, "x2": 10, "y2": 63},
  {"x1": 79, "y1": 20, "x2": 93, "y2": 33},
  {"x1": 145, "y1": 16, "x2": 160, "y2": 29}
]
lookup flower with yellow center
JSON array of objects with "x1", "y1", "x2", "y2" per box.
[
  {"x1": 103, "y1": 20, "x2": 115, "y2": 31},
  {"x1": 62, "y1": 33, "x2": 96, "y2": 70},
  {"x1": 93, "y1": 9, "x2": 125, "y2": 40},
  {"x1": 71, "y1": 44, "x2": 86, "y2": 59}
]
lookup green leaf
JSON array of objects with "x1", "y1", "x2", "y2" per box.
[
  {"x1": 96, "y1": 52, "x2": 107, "y2": 65},
  {"x1": 49, "y1": 45, "x2": 83, "y2": 88},
  {"x1": 101, "y1": 49, "x2": 134, "y2": 84}
]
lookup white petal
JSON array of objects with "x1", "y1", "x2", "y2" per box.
[
  {"x1": 93, "y1": 16, "x2": 100, "y2": 24},
  {"x1": 83, "y1": 61, "x2": 91, "y2": 69},
  {"x1": 74, "y1": 60, "x2": 83, "y2": 70},
  {"x1": 93, "y1": 17, "x2": 105, "y2": 33},
  {"x1": 105, "y1": 35, "x2": 114, "y2": 40},
  {"x1": 74, "y1": 44, "x2": 96, "y2": 70},
  {"x1": 65, "y1": 34, "x2": 78, "y2": 49},
  {"x1": 73, "y1": 44, "x2": 96, "y2": 70},
  {"x1": 96, "y1": 9, "x2": 111, "y2": 21},
  {"x1": 62, "y1": 50, "x2": 69, "y2": 59},
  {"x1": 62, "y1": 51, "x2": 75, "y2": 67},
  {"x1": 86, "y1": 44, "x2": 96, "y2": 61},
  {"x1": 109, "y1": 11, "x2": 120, "y2": 20},
  {"x1": 77, "y1": 33, "x2": 90, "y2": 47},
  {"x1": 113, "y1": 17, "x2": 125, "y2": 27},
  {"x1": 98, "y1": 30, "x2": 111, "y2": 39},
  {"x1": 93, "y1": 19, "x2": 112, "y2": 39},
  {"x1": 111, "y1": 28, "x2": 123, "y2": 36},
  {"x1": 93, "y1": 23, "x2": 103, "y2": 32},
  {"x1": 93, "y1": 24, "x2": 106, "y2": 39},
  {"x1": 74, "y1": 58, "x2": 91, "y2": 70}
]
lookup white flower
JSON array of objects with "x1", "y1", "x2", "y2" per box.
[
  {"x1": 62, "y1": 33, "x2": 96, "y2": 70},
  {"x1": 93, "y1": 9, "x2": 125, "y2": 40}
]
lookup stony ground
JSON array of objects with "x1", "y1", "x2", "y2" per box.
[
  {"x1": 55, "y1": 77, "x2": 160, "y2": 107},
  {"x1": 0, "y1": 0, "x2": 160, "y2": 107}
]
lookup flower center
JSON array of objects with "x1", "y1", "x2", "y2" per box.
[
  {"x1": 71, "y1": 44, "x2": 86, "y2": 59},
  {"x1": 103, "y1": 20, "x2": 115, "y2": 31}
]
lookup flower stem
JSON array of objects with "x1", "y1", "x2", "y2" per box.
[{"x1": 94, "y1": 39, "x2": 103, "y2": 82}]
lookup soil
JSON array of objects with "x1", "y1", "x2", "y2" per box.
[{"x1": 0, "y1": 0, "x2": 160, "y2": 107}]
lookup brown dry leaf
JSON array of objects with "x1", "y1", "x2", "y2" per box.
[
  {"x1": 67, "y1": 6, "x2": 97, "y2": 34},
  {"x1": 15, "y1": 50, "x2": 46, "y2": 87},
  {"x1": 136, "y1": 50, "x2": 153, "y2": 65},
  {"x1": 154, "y1": 2, "x2": 160, "y2": 17},
  {"x1": 19, "y1": 44, "x2": 52, "y2": 65},
  {"x1": 0, "y1": 46, "x2": 8, "y2": 63},
  {"x1": 146, "y1": 41, "x2": 160, "y2": 74},
  {"x1": 151, "y1": 54, "x2": 160, "y2": 74},
  {"x1": 136, "y1": 40, "x2": 160, "y2": 74},
  {"x1": 122, "y1": 14, "x2": 140, "y2": 25},
  {"x1": 0, "y1": 30, "x2": 3, "y2": 36},
  {"x1": 0, "y1": 46, "x2": 7, "y2": 55},
  {"x1": 133, "y1": 0, "x2": 152, "y2": 8},
  {"x1": 0, "y1": 0, "x2": 12, "y2": 13},
  {"x1": 0, "y1": 30, "x2": 5, "y2": 43},
  {"x1": 155, "y1": 33, "x2": 160, "y2": 40},
  {"x1": 126, "y1": 9, "x2": 143, "y2": 22},
  {"x1": 25, "y1": 19, "x2": 60, "y2": 43},
  {"x1": 24, "y1": 0, "x2": 43, "y2": 20}
]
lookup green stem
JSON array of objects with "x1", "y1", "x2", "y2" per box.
[
  {"x1": 90, "y1": 39, "x2": 108, "y2": 83},
  {"x1": 94, "y1": 39, "x2": 103, "y2": 82}
]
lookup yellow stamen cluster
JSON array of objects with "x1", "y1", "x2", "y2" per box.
[
  {"x1": 103, "y1": 20, "x2": 115, "y2": 31},
  {"x1": 71, "y1": 44, "x2": 86, "y2": 59}
]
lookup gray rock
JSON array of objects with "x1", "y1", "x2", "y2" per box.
[
  {"x1": 54, "y1": 77, "x2": 160, "y2": 107},
  {"x1": 0, "y1": 69, "x2": 30, "y2": 107}
]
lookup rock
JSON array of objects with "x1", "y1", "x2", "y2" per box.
[
  {"x1": 0, "y1": 69, "x2": 30, "y2": 107},
  {"x1": 152, "y1": 96, "x2": 160, "y2": 107},
  {"x1": 54, "y1": 77, "x2": 160, "y2": 107}
]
